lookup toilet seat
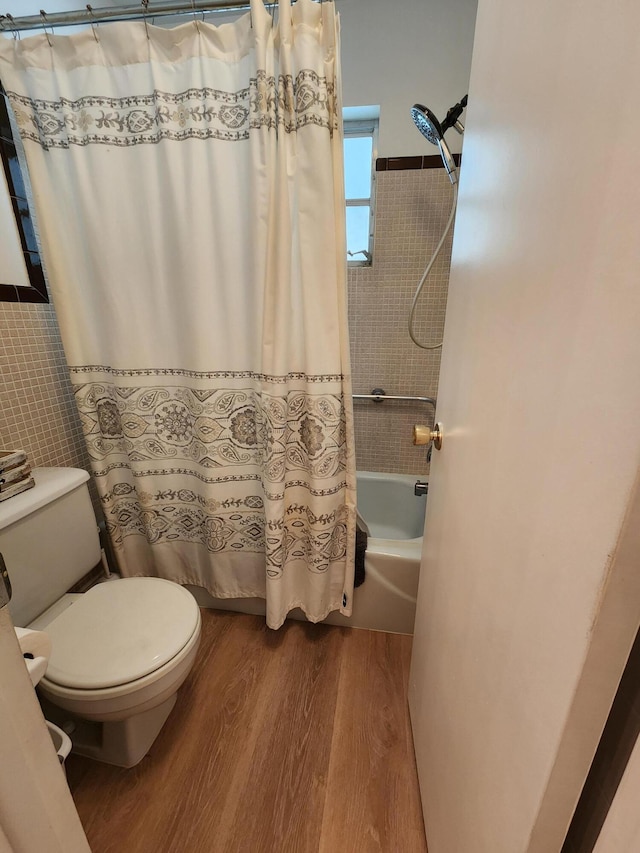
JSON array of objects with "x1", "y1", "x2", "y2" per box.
[
  {"x1": 38, "y1": 613, "x2": 201, "y2": 720},
  {"x1": 38, "y1": 603, "x2": 202, "y2": 766},
  {"x1": 44, "y1": 577, "x2": 200, "y2": 690}
]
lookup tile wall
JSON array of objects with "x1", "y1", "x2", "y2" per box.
[
  {"x1": 348, "y1": 166, "x2": 454, "y2": 475},
  {"x1": 0, "y1": 300, "x2": 91, "y2": 473}
]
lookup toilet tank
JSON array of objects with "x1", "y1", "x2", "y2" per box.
[{"x1": 0, "y1": 468, "x2": 101, "y2": 627}]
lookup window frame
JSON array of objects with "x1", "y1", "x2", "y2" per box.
[
  {"x1": 0, "y1": 94, "x2": 48, "y2": 304},
  {"x1": 344, "y1": 116, "x2": 378, "y2": 267}
]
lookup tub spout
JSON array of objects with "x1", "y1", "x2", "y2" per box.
[{"x1": 414, "y1": 481, "x2": 428, "y2": 497}]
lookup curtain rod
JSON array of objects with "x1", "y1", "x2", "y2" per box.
[{"x1": 0, "y1": 0, "x2": 306, "y2": 33}]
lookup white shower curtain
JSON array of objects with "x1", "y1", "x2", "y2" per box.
[{"x1": 0, "y1": 0, "x2": 356, "y2": 629}]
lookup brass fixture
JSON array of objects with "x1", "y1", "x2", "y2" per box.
[{"x1": 413, "y1": 423, "x2": 443, "y2": 451}]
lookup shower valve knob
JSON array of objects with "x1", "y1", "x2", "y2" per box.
[{"x1": 413, "y1": 423, "x2": 443, "y2": 451}]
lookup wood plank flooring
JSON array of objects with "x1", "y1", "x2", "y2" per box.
[{"x1": 66, "y1": 610, "x2": 427, "y2": 853}]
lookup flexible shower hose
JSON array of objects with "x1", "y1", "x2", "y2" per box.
[{"x1": 408, "y1": 182, "x2": 458, "y2": 350}]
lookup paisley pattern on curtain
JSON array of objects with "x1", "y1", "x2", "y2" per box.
[
  {"x1": 0, "y1": 0, "x2": 356, "y2": 629},
  {"x1": 72, "y1": 368, "x2": 349, "y2": 578}
]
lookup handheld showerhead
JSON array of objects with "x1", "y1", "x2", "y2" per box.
[
  {"x1": 408, "y1": 95, "x2": 468, "y2": 350},
  {"x1": 411, "y1": 96, "x2": 467, "y2": 185},
  {"x1": 410, "y1": 104, "x2": 443, "y2": 146}
]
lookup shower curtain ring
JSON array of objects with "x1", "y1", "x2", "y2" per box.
[
  {"x1": 5, "y1": 14, "x2": 20, "y2": 40},
  {"x1": 141, "y1": 0, "x2": 150, "y2": 39},
  {"x1": 190, "y1": 0, "x2": 201, "y2": 33},
  {"x1": 39, "y1": 10, "x2": 53, "y2": 47},
  {"x1": 86, "y1": 5, "x2": 99, "y2": 42}
]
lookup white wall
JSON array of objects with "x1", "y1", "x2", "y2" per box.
[
  {"x1": 0, "y1": 164, "x2": 29, "y2": 288},
  {"x1": 340, "y1": 0, "x2": 477, "y2": 156},
  {"x1": 0, "y1": 608, "x2": 90, "y2": 852}
]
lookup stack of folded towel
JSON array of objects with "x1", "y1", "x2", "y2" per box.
[{"x1": 0, "y1": 450, "x2": 35, "y2": 502}]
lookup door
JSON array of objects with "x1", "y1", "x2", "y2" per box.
[
  {"x1": 408, "y1": 2, "x2": 640, "y2": 851},
  {"x1": 0, "y1": 575, "x2": 90, "y2": 852}
]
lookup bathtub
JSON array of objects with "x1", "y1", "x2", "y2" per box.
[
  {"x1": 188, "y1": 470, "x2": 427, "y2": 635},
  {"x1": 323, "y1": 471, "x2": 427, "y2": 634}
]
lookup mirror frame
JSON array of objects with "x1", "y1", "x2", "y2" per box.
[{"x1": 0, "y1": 93, "x2": 48, "y2": 304}]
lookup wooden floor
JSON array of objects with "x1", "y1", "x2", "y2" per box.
[{"x1": 67, "y1": 610, "x2": 427, "y2": 853}]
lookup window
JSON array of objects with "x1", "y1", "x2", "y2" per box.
[
  {"x1": 344, "y1": 110, "x2": 378, "y2": 266},
  {"x1": 0, "y1": 94, "x2": 48, "y2": 303}
]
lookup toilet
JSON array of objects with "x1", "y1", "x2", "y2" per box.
[{"x1": 0, "y1": 467, "x2": 201, "y2": 768}]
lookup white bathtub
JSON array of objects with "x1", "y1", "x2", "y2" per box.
[
  {"x1": 189, "y1": 470, "x2": 427, "y2": 635},
  {"x1": 323, "y1": 471, "x2": 427, "y2": 634}
]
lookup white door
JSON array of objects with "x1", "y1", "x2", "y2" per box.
[
  {"x1": 0, "y1": 586, "x2": 90, "y2": 852},
  {"x1": 409, "y1": 1, "x2": 640, "y2": 851}
]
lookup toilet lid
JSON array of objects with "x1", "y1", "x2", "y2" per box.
[{"x1": 44, "y1": 578, "x2": 200, "y2": 690}]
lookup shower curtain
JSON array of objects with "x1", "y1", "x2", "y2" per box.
[{"x1": 0, "y1": 0, "x2": 356, "y2": 629}]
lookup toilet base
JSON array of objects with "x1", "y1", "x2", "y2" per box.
[{"x1": 41, "y1": 693, "x2": 177, "y2": 768}]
